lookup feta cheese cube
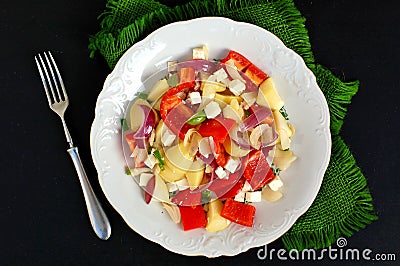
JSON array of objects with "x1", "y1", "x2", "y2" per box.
[
  {"x1": 204, "y1": 101, "x2": 221, "y2": 119},
  {"x1": 189, "y1": 91, "x2": 202, "y2": 104},
  {"x1": 139, "y1": 173, "x2": 154, "y2": 187},
  {"x1": 166, "y1": 182, "x2": 178, "y2": 192},
  {"x1": 215, "y1": 166, "x2": 228, "y2": 179},
  {"x1": 213, "y1": 68, "x2": 228, "y2": 82},
  {"x1": 268, "y1": 177, "x2": 283, "y2": 191},
  {"x1": 234, "y1": 191, "x2": 246, "y2": 202},
  {"x1": 161, "y1": 128, "x2": 176, "y2": 147},
  {"x1": 242, "y1": 180, "x2": 253, "y2": 192},
  {"x1": 144, "y1": 154, "x2": 157, "y2": 169},
  {"x1": 175, "y1": 178, "x2": 190, "y2": 190},
  {"x1": 224, "y1": 157, "x2": 240, "y2": 173},
  {"x1": 228, "y1": 79, "x2": 246, "y2": 96},
  {"x1": 245, "y1": 191, "x2": 262, "y2": 202}
]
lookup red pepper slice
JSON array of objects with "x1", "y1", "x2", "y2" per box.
[
  {"x1": 220, "y1": 50, "x2": 251, "y2": 71},
  {"x1": 198, "y1": 117, "x2": 236, "y2": 143},
  {"x1": 220, "y1": 177, "x2": 246, "y2": 199},
  {"x1": 214, "y1": 141, "x2": 227, "y2": 167},
  {"x1": 244, "y1": 64, "x2": 269, "y2": 86},
  {"x1": 179, "y1": 205, "x2": 207, "y2": 231},
  {"x1": 243, "y1": 150, "x2": 275, "y2": 190},
  {"x1": 165, "y1": 81, "x2": 196, "y2": 97},
  {"x1": 160, "y1": 95, "x2": 182, "y2": 121},
  {"x1": 221, "y1": 198, "x2": 256, "y2": 227}
]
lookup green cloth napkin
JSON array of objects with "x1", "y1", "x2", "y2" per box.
[{"x1": 89, "y1": 0, "x2": 377, "y2": 251}]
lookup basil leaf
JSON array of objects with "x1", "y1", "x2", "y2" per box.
[
  {"x1": 167, "y1": 73, "x2": 179, "y2": 87},
  {"x1": 187, "y1": 110, "x2": 207, "y2": 125}
]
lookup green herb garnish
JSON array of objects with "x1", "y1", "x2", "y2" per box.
[
  {"x1": 279, "y1": 106, "x2": 289, "y2": 120},
  {"x1": 136, "y1": 92, "x2": 148, "y2": 100},
  {"x1": 124, "y1": 166, "x2": 131, "y2": 175},
  {"x1": 271, "y1": 163, "x2": 282, "y2": 175},
  {"x1": 202, "y1": 190, "x2": 211, "y2": 204},
  {"x1": 244, "y1": 109, "x2": 251, "y2": 118},
  {"x1": 167, "y1": 73, "x2": 179, "y2": 87},
  {"x1": 153, "y1": 149, "x2": 165, "y2": 171},
  {"x1": 186, "y1": 110, "x2": 207, "y2": 125},
  {"x1": 120, "y1": 118, "x2": 129, "y2": 131}
]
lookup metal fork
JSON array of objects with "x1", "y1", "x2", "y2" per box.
[{"x1": 35, "y1": 51, "x2": 111, "y2": 240}]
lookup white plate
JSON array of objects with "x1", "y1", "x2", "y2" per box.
[{"x1": 90, "y1": 17, "x2": 331, "y2": 257}]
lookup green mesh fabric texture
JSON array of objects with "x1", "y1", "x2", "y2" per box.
[{"x1": 89, "y1": 0, "x2": 377, "y2": 251}]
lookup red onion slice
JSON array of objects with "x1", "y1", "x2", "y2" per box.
[
  {"x1": 178, "y1": 59, "x2": 217, "y2": 73},
  {"x1": 240, "y1": 105, "x2": 272, "y2": 132},
  {"x1": 133, "y1": 104, "x2": 156, "y2": 148}
]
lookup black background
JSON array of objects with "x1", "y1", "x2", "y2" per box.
[{"x1": 1, "y1": 0, "x2": 399, "y2": 265}]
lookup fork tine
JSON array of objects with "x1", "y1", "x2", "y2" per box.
[
  {"x1": 44, "y1": 52, "x2": 62, "y2": 102},
  {"x1": 35, "y1": 55, "x2": 53, "y2": 107},
  {"x1": 48, "y1": 51, "x2": 68, "y2": 101},
  {"x1": 37, "y1": 54, "x2": 58, "y2": 105}
]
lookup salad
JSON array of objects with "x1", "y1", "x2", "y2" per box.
[{"x1": 123, "y1": 46, "x2": 297, "y2": 232}]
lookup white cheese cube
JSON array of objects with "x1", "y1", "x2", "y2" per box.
[
  {"x1": 228, "y1": 79, "x2": 246, "y2": 96},
  {"x1": 161, "y1": 128, "x2": 176, "y2": 147},
  {"x1": 224, "y1": 157, "x2": 240, "y2": 173},
  {"x1": 215, "y1": 166, "x2": 228, "y2": 179},
  {"x1": 245, "y1": 191, "x2": 262, "y2": 202},
  {"x1": 166, "y1": 182, "x2": 179, "y2": 192},
  {"x1": 144, "y1": 154, "x2": 157, "y2": 169},
  {"x1": 241, "y1": 92, "x2": 257, "y2": 106},
  {"x1": 242, "y1": 180, "x2": 253, "y2": 192},
  {"x1": 234, "y1": 191, "x2": 246, "y2": 202},
  {"x1": 139, "y1": 173, "x2": 154, "y2": 187},
  {"x1": 268, "y1": 177, "x2": 283, "y2": 191},
  {"x1": 204, "y1": 101, "x2": 221, "y2": 119},
  {"x1": 175, "y1": 178, "x2": 190, "y2": 190},
  {"x1": 189, "y1": 91, "x2": 202, "y2": 104},
  {"x1": 213, "y1": 68, "x2": 228, "y2": 82}
]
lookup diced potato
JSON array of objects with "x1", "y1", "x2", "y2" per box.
[
  {"x1": 269, "y1": 148, "x2": 297, "y2": 171},
  {"x1": 273, "y1": 109, "x2": 293, "y2": 150},
  {"x1": 147, "y1": 79, "x2": 170, "y2": 102},
  {"x1": 185, "y1": 160, "x2": 205, "y2": 188},
  {"x1": 256, "y1": 78, "x2": 284, "y2": 111},
  {"x1": 201, "y1": 81, "x2": 226, "y2": 98},
  {"x1": 262, "y1": 185, "x2": 283, "y2": 202},
  {"x1": 156, "y1": 163, "x2": 186, "y2": 183},
  {"x1": 152, "y1": 171, "x2": 170, "y2": 202},
  {"x1": 206, "y1": 199, "x2": 231, "y2": 232}
]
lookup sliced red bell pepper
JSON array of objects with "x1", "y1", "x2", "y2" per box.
[
  {"x1": 220, "y1": 177, "x2": 246, "y2": 199},
  {"x1": 220, "y1": 50, "x2": 251, "y2": 71},
  {"x1": 198, "y1": 117, "x2": 236, "y2": 143},
  {"x1": 244, "y1": 64, "x2": 269, "y2": 86},
  {"x1": 207, "y1": 170, "x2": 242, "y2": 199},
  {"x1": 243, "y1": 149, "x2": 275, "y2": 190},
  {"x1": 179, "y1": 67, "x2": 195, "y2": 84},
  {"x1": 221, "y1": 198, "x2": 256, "y2": 227},
  {"x1": 179, "y1": 205, "x2": 207, "y2": 231},
  {"x1": 214, "y1": 141, "x2": 227, "y2": 167},
  {"x1": 165, "y1": 81, "x2": 196, "y2": 97}
]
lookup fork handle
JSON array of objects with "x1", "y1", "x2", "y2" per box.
[{"x1": 67, "y1": 147, "x2": 111, "y2": 240}]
